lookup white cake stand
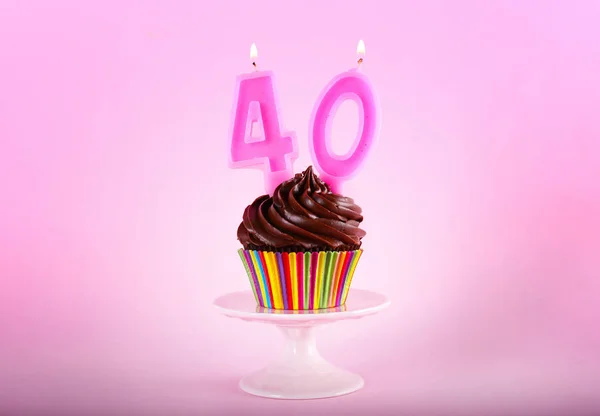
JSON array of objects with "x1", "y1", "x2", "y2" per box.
[{"x1": 213, "y1": 289, "x2": 390, "y2": 399}]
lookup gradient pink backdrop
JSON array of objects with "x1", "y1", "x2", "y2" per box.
[{"x1": 1, "y1": 0, "x2": 600, "y2": 415}]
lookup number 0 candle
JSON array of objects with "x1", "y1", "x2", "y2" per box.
[
  {"x1": 309, "y1": 40, "x2": 380, "y2": 194},
  {"x1": 229, "y1": 43, "x2": 299, "y2": 195}
]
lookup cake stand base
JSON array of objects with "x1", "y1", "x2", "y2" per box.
[{"x1": 239, "y1": 326, "x2": 363, "y2": 399}]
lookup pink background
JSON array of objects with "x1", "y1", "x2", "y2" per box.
[{"x1": 1, "y1": 0, "x2": 599, "y2": 415}]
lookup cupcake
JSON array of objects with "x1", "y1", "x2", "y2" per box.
[{"x1": 237, "y1": 166, "x2": 365, "y2": 310}]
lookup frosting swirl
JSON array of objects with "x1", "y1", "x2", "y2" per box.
[{"x1": 237, "y1": 166, "x2": 366, "y2": 251}]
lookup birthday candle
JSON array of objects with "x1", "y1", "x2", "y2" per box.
[
  {"x1": 309, "y1": 40, "x2": 380, "y2": 194},
  {"x1": 229, "y1": 43, "x2": 299, "y2": 195}
]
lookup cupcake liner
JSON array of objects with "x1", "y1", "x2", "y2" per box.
[
  {"x1": 255, "y1": 303, "x2": 348, "y2": 314},
  {"x1": 238, "y1": 249, "x2": 363, "y2": 310}
]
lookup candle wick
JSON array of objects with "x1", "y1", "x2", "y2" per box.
[
  {"x1": 357, "y1": 57, "x2": 363, "y2": 68},
  {"x1": 252, "y1": 62, "x2": 258, "y2": 71}
]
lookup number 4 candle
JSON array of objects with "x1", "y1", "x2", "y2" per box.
[{"x1": 229, "y1": 43, "x2": 299, "y2": 195}]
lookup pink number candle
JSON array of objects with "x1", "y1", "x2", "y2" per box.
[
  {"x1": 309, "y1": 40, "x2": 380, "y2": 194},
  {"x1": 230, "y1": 43, "x2": 299, "y2": 195}
]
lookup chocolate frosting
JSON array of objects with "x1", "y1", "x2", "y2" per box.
[{"x1": 237, "y1": 166, "x2": 366, "y2": 251}]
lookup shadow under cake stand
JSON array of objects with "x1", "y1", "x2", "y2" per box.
[{"x1": 213, "y1": 289, "x2": 390, "y2": 399}]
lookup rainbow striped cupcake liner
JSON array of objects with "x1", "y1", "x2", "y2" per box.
[{"x1": 238, "y1": 249, "x2": 363, "y2": 310}]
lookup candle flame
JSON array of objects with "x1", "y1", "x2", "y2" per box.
[
  {"x1": 356, "y1": 39, "x2": 365, "y2": 67},
  {"x1": 250, "y1": 43, "x2": 259, "y2": 70},
  {"x1": 357, "y1": 39, "x2": 366, "y2": 57}
]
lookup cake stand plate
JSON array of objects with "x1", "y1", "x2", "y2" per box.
[{"x1": 213, "y1": 289, "x2": 390, "y2": 399}]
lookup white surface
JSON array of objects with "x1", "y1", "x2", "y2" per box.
[
  {"x1": 213, "y1": 288, "x2": 390, "y2": 325},
  {"x1": 213, "y1": 289, "x2": 390, "y2": 399}
]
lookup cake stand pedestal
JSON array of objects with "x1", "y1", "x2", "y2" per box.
[{"x1": 213, "y1": 289, "x2": 390, "y2": 399}]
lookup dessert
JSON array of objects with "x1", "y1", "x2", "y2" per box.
[{"x1": 237, "y1": 166, "x2": 365, "y2": 310}]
